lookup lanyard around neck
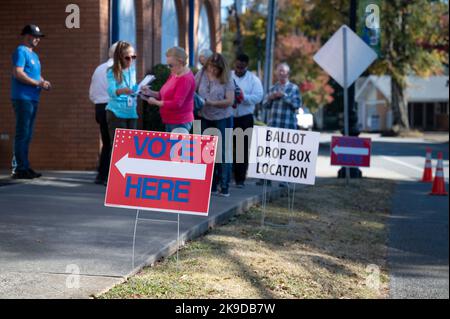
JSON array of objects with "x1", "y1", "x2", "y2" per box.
[{"x1": 123, "y1": 68, "x2": 132, "y2": 88}]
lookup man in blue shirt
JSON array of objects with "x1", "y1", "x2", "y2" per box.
[{"x1": 11, "y1": 24, "x2": 51, "y2": 179}]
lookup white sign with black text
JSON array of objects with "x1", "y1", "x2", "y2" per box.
[{"x1": 248, "y1": 126, "x2": 321, "y2": 185}]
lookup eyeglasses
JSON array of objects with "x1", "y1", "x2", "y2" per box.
[{"x1": 124, "y1": 55, "x2": 137, "y2": 61}]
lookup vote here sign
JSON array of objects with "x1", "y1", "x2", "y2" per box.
[
  {"x1": 105, "y1": 129, "x2": 218, "y2": 216},
  {"x1": 248, "y1": 126, "x2": 321, "y2": 185}
]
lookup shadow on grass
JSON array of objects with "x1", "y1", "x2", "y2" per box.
[{"x1": 167, "y1": 177, "x2": 396, "y2": 298}]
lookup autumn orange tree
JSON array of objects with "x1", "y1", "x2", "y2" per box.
[{"x1": 223, "y1": 0, "x2": 337, "y2": 111}]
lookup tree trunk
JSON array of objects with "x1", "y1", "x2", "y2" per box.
[
  {"x1": 233, "y1": 1, "x2": 243, "y2": 56},
  {"x1": 391, "y1": 77, "x2": 410, "y2": 132}
]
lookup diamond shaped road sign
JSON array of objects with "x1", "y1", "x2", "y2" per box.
[{"x1": 314, "y1": 25, "x2": 378, "y2": 89}]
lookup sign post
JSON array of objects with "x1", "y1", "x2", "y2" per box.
[
  {"x1": 343, "y1": 27, "x2": 350, "y2": 184},
  {"x1": 314, "y1": 25, "x2": 377, "y2": 182},
  {"x1": 105, "y1": 129, "x2": 218, "y2": 270}
]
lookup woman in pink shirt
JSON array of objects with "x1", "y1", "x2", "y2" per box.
[{"x1": 144, "y1": 47, "x2": 195, "y2": 133}]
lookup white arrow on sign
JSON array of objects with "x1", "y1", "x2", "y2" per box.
[
  {"x1": 115, "y1": 153, "x2": 207, "y2": 180},
  {"x1": 333, "y1": 146, "x2": 369, "y2": 156}
]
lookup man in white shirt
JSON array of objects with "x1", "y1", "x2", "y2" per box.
[
  {"x1": 232, "y1": 54, "x2": 264, "y2": 188},
  {"x1": 89, "y1": 42, "x2": 117, "y2": 185}
]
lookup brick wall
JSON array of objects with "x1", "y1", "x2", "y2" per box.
[
  {"x1": 0, "y1": 0, "x2": 109, "y2": 170},
  {"x1": 0, "y1": 0, "x2": 221, "y2": 171}
]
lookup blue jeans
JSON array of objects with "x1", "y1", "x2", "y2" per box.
[
  {"x1": 165, "y1": 122, "x2": 193, "y2": 134},
  {"x1": 201, "y1": 117, "x2": 233, "y2": 193},
  {"x1": 12, "y1": 99, "x2": 38, "y2": 173}
]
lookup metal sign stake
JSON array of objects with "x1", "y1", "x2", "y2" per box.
[
  {"x1": 176, "y1": 213, "x2": 180, "y2": 273},
  {"x1": 261, "y1": 179, "x2": 268, "y2": 227},
  {"x1": 343, "y1": 27, "x2": 350, "y2": 185},
  {"x1": 132, "y1": 209, "x2": 140, "y2": 270}
]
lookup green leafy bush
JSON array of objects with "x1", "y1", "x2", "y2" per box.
[{"x1": 142, "y1": 64, "x2": 171, "y2": 132}]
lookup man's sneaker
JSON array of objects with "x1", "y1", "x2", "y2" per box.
[
  {"x1": 211, "y1": 184, "x2": 220, "y2": 195},
  {"x1": 28, "y1": 168, "x2": 42, "y2": 178},
  {"x1": 11, "y1": 170, "x2": 34, "y2": 180},
  {"x1": 218, "y1": 190, "x2": 230, "y2": 197},
  {"x1": 235, "y1": 182, "x2": 245, "y2": 189}
]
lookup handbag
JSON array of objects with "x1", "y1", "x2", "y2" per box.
[
  {"x1": 194, "y1": 92, "x2": 205, "y2": 112},
  {"x1": 194, "y1": 69, "x2": 206, "y2": 113}
]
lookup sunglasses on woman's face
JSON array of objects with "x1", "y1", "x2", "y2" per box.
[
  {"x1": 167, "y1": 64, "x2": 174, "y2": 68},
  {"x1": 124, "y1": 55, "x2": 137, "y2": 61}
]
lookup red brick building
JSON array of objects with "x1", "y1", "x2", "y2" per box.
[{"x1": 0, "y1": 0, "x2": 222, "y2": 170}]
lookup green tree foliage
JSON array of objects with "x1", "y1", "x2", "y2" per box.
[{"x1": 223, "y1": 0, "x2": 338, "y2": 111}]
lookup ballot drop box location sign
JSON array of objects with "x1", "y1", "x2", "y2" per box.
[
  {"x1": 248, "y1": 126, "x2": 321, "y2": 185},
  {"x1": 105, "y1": 129, "x2": 218, "y2": 216}
]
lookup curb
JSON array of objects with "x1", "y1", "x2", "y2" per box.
[{"x1": 92, "y1": 185, "x2": 284, "y2": 298}]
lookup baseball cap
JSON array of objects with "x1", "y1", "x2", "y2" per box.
[{"x1": 21, "y1": 24, "x2": 45, "y2": 37}]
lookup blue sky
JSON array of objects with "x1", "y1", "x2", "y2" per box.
[
  {"x1": 221, "y1": 0, "x2": 234, "y2": 23},
  {"x1": 221, "y1": 0, "x2": 248, "y2": 23}
]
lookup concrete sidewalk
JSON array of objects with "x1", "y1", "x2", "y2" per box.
[{"x1": 0, "y1": 171, "x2": 281, "y2": 298}]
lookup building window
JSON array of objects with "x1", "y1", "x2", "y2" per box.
[
  {"x1": 197, "y1": 3, "x2": 211, "y2": 68},
  {"x1": 161, "y1": 0, "x2": 179, "y2": 64},
  {"x1": 111, "y1": 0, "x2": 137, "y2": 49}
]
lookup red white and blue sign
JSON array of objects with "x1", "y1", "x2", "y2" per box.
[
  {"x1": 105, "y1": 129, "x2": 218, "y2": 216},
  {"x1": 331, "y1": 136, "x2": 371, "y2": 167}
]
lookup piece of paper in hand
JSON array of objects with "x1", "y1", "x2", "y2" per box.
[{"x1": 137, "y1": 75, "x2": 156, "y2": 93}]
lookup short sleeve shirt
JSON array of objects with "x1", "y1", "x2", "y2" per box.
[
  {"x1": 196, "y1": 71, "x2": 235, "y2": 121},
  {"x1": 11, "y1": 45, "x2": 42, "y2": 101}
]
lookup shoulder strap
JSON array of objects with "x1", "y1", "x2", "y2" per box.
[{"x1": 196, "y1": 69, "x2": 205, "y2": 94}]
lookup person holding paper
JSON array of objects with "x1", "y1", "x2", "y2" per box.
[
  {"x1": 263, "y1": 62, "x2": 302, "y2": 130},
  {"x1": 261, "y1": 62, "x2": 302, "y2": 188},
  {"x1": 106, "y1": 41, "x2": 138, "y2": 142},
  {"x1": 143, "y1": 47, "x2": 195, "y2": 133}
]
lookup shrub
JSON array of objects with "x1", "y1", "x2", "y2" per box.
[{"x1": 142, "y1": 64, "x2": 171, "y2": 132}]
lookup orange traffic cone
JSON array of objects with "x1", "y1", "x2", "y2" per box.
[
  {"x1": 421, "y1": 148, "x2": 433, "y2": 182},
  {"x1": 430, "y1": 152, "x2": 448, "y2": 196}
]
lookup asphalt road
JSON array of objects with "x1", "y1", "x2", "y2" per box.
[
  {"x1": 318, "y1": 133, "x2": 449, "y2": 298},
  {"x1": 374, "y1": 139, "x2": 449, "y2": 299}
]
